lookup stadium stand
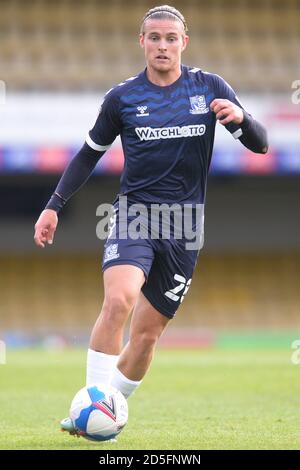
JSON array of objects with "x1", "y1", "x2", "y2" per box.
[
  {"x1": 0, "y1": 0, "x2": 299, "y2": 335},
  {"x1": 1, "y1": 255, "x2": 299, "y2": 331},
  {"x1": 0, "y1": 0, "x2": 299, "y2": 92}
]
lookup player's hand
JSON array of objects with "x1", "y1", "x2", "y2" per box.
[
  {"x1": 210, "y1": 99, "x2": 244, "y2": 125},
  {"x1": 34, "y1": 209, "x2": 58, "y2": 248}
]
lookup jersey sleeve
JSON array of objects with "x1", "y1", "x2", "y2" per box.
[
  {"x1": 212, "y1": 74, "x2": 245, "y2": 138},
  {"x1": 211, "y1": 73, "x2": 268, "y2": 152},
  {"x1": 86, "y1": 90, "x2": 122, "y2": 151},
  {"x1": 214, "y1": 74, "x2": 243, "y2": 107}
]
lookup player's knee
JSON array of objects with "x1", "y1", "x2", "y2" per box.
[
  {"x1": 102, "y1": 292, "x2": 136, "y2": 324},
  {"x1": 99, "y1": 303, "x2": 127, "y2": 331}
]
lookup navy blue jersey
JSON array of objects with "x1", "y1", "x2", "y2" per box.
[{"x1": 88, "y1": 65, "x2": 243, "y2": 205}]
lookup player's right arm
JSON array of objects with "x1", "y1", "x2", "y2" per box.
[
  {"x1": 34, "y1": 90, "x2": 121, "y2": 248},
  {"x1": 34, "y1": 143, "x2": 105, "y2": 247}
]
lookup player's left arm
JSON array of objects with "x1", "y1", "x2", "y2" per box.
[{"x1": 211, "y1": 76, "x2": 268, "y2": 154}]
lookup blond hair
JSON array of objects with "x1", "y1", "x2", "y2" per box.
[{"x1": 140, "y1": 5, "x2": 188, "y2": 34}]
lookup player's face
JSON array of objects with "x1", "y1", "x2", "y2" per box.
[{"x1": 140, "y1": 19, "x2": 189, "y2": 75}]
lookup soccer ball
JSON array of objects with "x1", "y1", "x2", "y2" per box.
[{"x1": 69, "y1": 384, "x2": 128, "y2": 441}]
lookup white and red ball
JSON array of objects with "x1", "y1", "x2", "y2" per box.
[{"x1": 70, "y1": 384, "x2": 128, "y2": 441}]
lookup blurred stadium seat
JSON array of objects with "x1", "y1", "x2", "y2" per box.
[
  {"x1": 0, "y1": 0, "x2": 299, "y2": 337},
  {"x1": 0, "y1": 0, "x2": 299, "y2": 91},
  {"x1": 1, "y1": 254, "x2": 299, "y2": 332}
]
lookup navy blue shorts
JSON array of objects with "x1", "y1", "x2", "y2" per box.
[{"x1": 102, "y1": 201, "x2": 200, "y2": 319}]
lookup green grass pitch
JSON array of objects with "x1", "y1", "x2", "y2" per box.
[{"x1": 0, "y1": 348, "x2": 299, "y2": 450}]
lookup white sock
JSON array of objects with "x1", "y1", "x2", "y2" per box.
[
  {"x1": 86, "y1": 348, "x2": 119, "y2": 386},
  {"x1": 110, "y1": 367, "x2": 142, "y2": 399}
]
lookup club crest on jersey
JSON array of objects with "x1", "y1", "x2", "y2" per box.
[
  {"x1": 136, "y1": 105, "x2": 149, "y2": 117},
  {"x1": 189, "y1": 95, "x2": 209, "y2": 114}
]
